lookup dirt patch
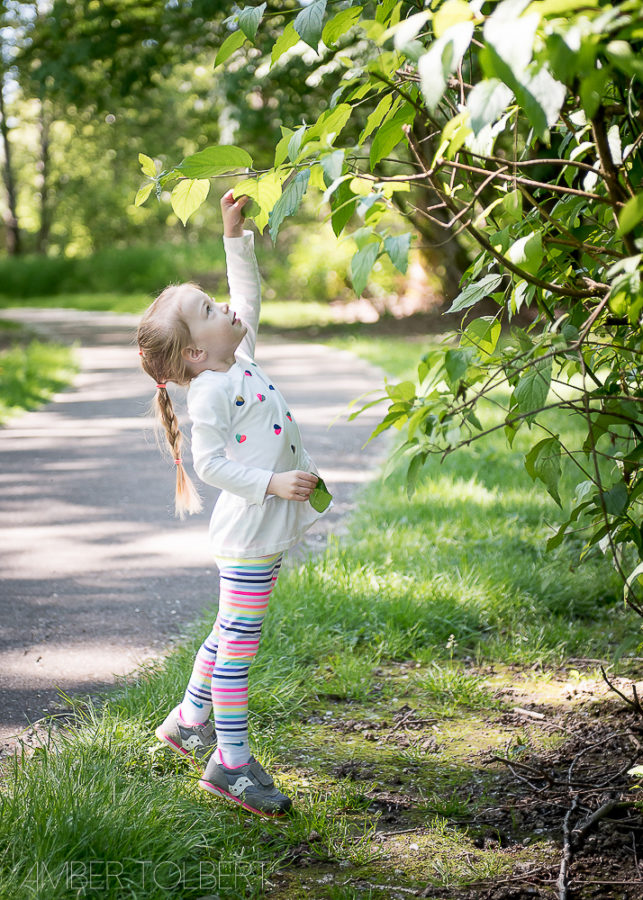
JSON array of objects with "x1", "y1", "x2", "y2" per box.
[{"x1": 272, "y1": 664, "x2": 643, "y2": 900}]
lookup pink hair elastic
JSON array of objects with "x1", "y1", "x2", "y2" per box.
[
  {"x1": 156, "y1": 382, "x2": 167, "y2": 389},
  {"x1": 174, "y1": 458, "x2": 182, "y2": 465}
]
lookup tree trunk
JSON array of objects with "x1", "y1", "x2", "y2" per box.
[
  {"x1": 36, "y1": 97, "x2": 51, "y2": 254},
  {"x1": 392, "y1": 186, "x2": 471, "y2": 304},
  {"x1": 0, "y1": 68, "x2": 22, "y2": 255}
]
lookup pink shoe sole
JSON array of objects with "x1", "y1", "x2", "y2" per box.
[
  {"x1": 198, "y1": 777, "x2": 289, "y2": 819},
  {"x1": 154, "y1": 727, "x2": 207, "y2": 770}
]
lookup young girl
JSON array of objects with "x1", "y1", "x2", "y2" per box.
[{"x1": 137, "y1": 189, "x2": 331, "y2": 818}]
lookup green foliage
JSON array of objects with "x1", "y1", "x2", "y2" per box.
[
  {"x1": 140, "y1": 0, "x2": 643, "y2": 611},
  {"x1": 0, "y1": 241, "x2": 226, "y2": 298},
  {"x1": 0, "y1": 338, "x2": 78, "y2": 424}
]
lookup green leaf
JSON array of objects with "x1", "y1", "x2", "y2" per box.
[
  {"x1": 269, "y1": 169, "x2": 310, "y2": 242},
  {"x1": 605, "y1": 40, "x2": 643, "y2": 80},
  {"x1": 483, "y1": 3, "x2": 537, "y2": 78},
  {"x1": 330, "y1": 179, "x2": 357, "y2": 236},
  {"x1": 135, "y1": 181, "x2": 154, "y2": 207},
  {"x1": 237, "y1": 3, "x2": 266, "y2": 42},
  {"x1": 617, "y1": 194, "x2": 643, "y2": 237},
  {"x1": 309, "y1": 476, "x2": 332, "y2": 512},
  {"x1": 375, "y1": 0, "x2": 400, "y2": 25},
  {"x1": 294, "y1": 0, "x2": 327, "y2": 51},
  {"x1": 386, "y1": 380, "x2": 415, "y2": 402},
  {"x1": 322, "y1": 6, "x2": 362, "y2": 45},
  {"x1": 579, "y1": 68, "x2": 609, "y2": 120},
  {"x1": 351, "y1": 242, "x2": 380, "y2": 296},
  {"x1": 625, "y1": 562, "x2": 643, "y2": 606},
  {"x1": 406, "y1": 451, "x2": 427, "y2": 499},
  {"x1": 461, "y1": 316, "x2": 501, "y2": 360},
  {"x1": 446, "y1": 273, "x2": 503, "y2": 313},
  {"x1": 271, "y1": 21, "x2": 300, "y2": 67},
  {"x1": 418, "y1": 22, "x2": 474, "y2": 111},
  {"x1": 233, "y1": 172, "x2": 283, "y2": 235},
  {"x1": 370, "y1": 103, "x2": 416, "y2": 168},
  {"x1": 288, "y1": 125, "x2": 307, "y2": 162},
  {"x1": 535, "y1": 0, "x2": 599, "y2": 13},
  {"x1": 522, "y1": 66, "x2": 567, "y2": 137},
  {"x1": 305, "y1": 103, "x2": 352, "y2": 148},
  {"x1": 503, "y1": 189, "x2": 522, "y2": 223},
  {"x1": 525, "y1": 437, "x2": 562, "y2": 507},
  {"x1": 215, "y1": 29, "x2": 246, "y2": 67},
  {"x1": 506, "y1": 231, "x2": 543, "y2": 275},
  {"x1": 510, "y1": 279, "x2": 534, "y2": 316},
  {"x1": 175, "y1": 146, "x2": 253, "y2": 178},
  {"x1": 321, "y1": 149, "x2": 344, "y2": 188},
  {"x1": 274, "y1": 128, "x2": 294, "y2": 167},
  {"x1": 171, "y1": 179, "x2": 210, "y2": 226},
  {"x1": 384, "y1": 233, "x2": 411, "y2": 274},
  {"x1": 604, "y1": 481, "x2": 628, "y2": 517},
  {"x1": 359, "y1": 92, "x2": 394, "y2": 145},
  {"x1": 444, "y1": 347, "x2": 474, "y2": 390},
  {"x1": 138, "y1": 153, "x2": 156, "y2": 177},
  {"x1": 481, "y1": 4, "x2": 566, "y2": 140},
  {"x1": 512, "y1": 357, "x2": 552, "y2": 417},
  {"x1": 467, "y1": 79, "x2": 514, "y2": 135},
  {"x1": 434, "y1": 0, "x2": 473, "y2": 38}
]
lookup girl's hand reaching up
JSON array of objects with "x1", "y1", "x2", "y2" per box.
[
  {"x1": 267, "y1": 470, "x2": 319, "y2": 502},
  {"x1": 221, "y1": 189, "x2": 249, "y2": 238}
]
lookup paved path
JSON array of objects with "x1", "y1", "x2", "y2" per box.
[{"x1": 0, "y1": 308, "x2": 388, "y2": 755}]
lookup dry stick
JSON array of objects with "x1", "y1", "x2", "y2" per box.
[
  {"x1": 558, "y1": 795, "x2": 579, "y2": 900},
  {"x1": 573, "y1": 800, "x2": 639, "y2": 844},
  {"x1": 490, "y1": 754, "x2": 556, "y2": 785},
  {"x1": 600, "y1": 666, "x2": 643, "y2": 715}
]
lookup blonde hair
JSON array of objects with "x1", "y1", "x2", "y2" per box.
[{"x1": 137, "y1": 282, "x2": 203, "y2": 519}]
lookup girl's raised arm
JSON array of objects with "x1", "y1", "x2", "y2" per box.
[
  {"x1": 221, "y1": 191, "x2": 260, "y2": 360},
  {"x1": 223, "y1": 231, "x2": 261, "y2": 359}
]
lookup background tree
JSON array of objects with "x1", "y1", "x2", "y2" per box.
[
  {"x1": 0, "y1": 1, "x2": 26, "y2": 255},
  {"x1": 137, "y1": 0, "x2": 643, "y2": 608}
]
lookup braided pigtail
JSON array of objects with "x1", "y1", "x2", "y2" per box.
[
  {"x1": 137, "y1": 282, "x2": 205, "y2": 520},
  {"x1": 154, "y1": 385, "x2": 202, "y2": 519}
]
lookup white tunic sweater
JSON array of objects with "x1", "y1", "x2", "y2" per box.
[{"x1": 187, "y1": 230, "x2": 329, "y2": 557}]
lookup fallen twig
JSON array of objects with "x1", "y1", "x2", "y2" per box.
[
  {"x1": 600, "y1": 666, "x2": 643, "y2": 715},
  {"x1": 573, "y1": 799, "x2": 638, "y2": 843},
  {"x1": 512, "y1": 706, "x2": 546, "y2": 720},
  {"x1": 558, "y1": 795, "x2": 579, "y2": 900}
]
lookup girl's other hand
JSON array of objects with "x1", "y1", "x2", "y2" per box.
[
  {"x1": 267, "y1": 470, "x2": 319, "y2": 502},
  {"x1": 221, "y1": 189, "x2": 249, "y2": 238}
]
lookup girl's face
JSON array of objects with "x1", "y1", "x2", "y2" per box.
[{"x1": 179, "y1": 287, "x2": 247, "y2": 372}]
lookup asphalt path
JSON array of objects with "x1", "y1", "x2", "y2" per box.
[{"x1": 0, "y1": 308, "x2": 388, "y2": 756}]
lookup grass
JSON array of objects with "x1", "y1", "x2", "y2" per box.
[
  {"x1": 0, "y1": 332, "x2": 637, "y2": 900},
  {"x1": 0, "y1": 323, "x2": 79, "y2": 425},
  {"x1": 0, "y1": 322, "x2": 639, "y2": 898}
]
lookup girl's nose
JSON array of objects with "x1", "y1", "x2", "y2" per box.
[{"x1": 222, "y1": 303, "x2": 229, "y2": 314}]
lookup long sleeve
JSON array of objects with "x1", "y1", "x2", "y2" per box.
[
  {"x1": 223, "y1": 230, "x2": 261, "y2": 360},
  {"x1": 188, "y1": 375, "x2": 273, "y2": 506}
]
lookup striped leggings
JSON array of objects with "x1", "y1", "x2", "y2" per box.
[{"x1": 180, "y1": 552, "x2": 283, "y2": 760}]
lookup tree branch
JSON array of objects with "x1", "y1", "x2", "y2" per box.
[{"x1": 404, "y1": 124, "x2": 608, "y2": 299}]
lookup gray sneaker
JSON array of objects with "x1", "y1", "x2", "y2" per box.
[
  {"x1": 199, "y1": 753, "x2": 292, "y2": 818},
  {"x1": 154, "y1": 704, "x2": 216, "y2": 768}
]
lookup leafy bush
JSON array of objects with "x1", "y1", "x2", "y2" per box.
[{"x1": 0, "y1": 241, "x2": 227, "y2": 299}]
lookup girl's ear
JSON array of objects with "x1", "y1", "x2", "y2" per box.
[{"x1": 181, "y1": 346, "x2": 207, "y2": 363}]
